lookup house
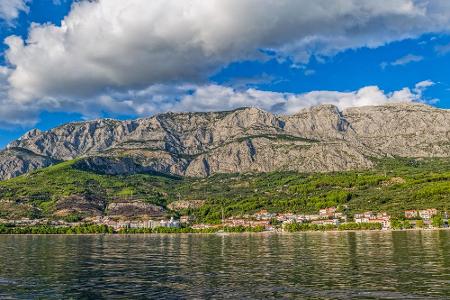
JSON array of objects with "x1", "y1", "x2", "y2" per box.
[
  {"x1": 354, "y1": 211, "x2": 376, "y2": 220},
  {"x1": 113, "y1": 219, "x2": 161, "y2": 229},
  {"x1": 368, "y1": 218, "x2": 391, "y2": 229},
  {"x1": 147, "y1": 220, "x2": 161, "y2": 228},
  {"x1": 303, "y1": 214, "x2": 321, "y2": 221},
  {"x1": 333, "y1": 212, "x2": 347, "y2": 222},
  {"x1": 354, "y1": 211, "x2": 391, "y2": 229},
  {"x1": 129, "y1": 221, "x2": 143, "y2": 229},
  {"x1": 354, "y1": 213, "x2": 363, "y2": 219},
  {"x1": 253, "y1": 210, "x2": 276, "y2": 220},
  {"x1": 160, "y1": 217, "x2": 180, "y2": 228},
  {"x1": 354, "y1": 217, "x2": 370, "y2": 223},
  {"x1": 312, "y1": 219, "x2": 340, "y2": 226},
  {"x1": 104, "y1": 220, "x2": 121, "y2": 230},
  {"x1": 251, "y1": 220, "x2": 271, "y2": 229},
  {"x1": 419, "y1": 209, "x2": 438, "y2": 220},
  {"x1": 404, "y1": 210, "x2": 418, "y2": 219},
  {"x1": 223, "y1": 218, "x2": 271, "y2": 229},
  {"x1": 319, "y1": 207, "x2": 337, "y2": 217},
  {"x1": 334, "y1": 212, "x2": 344, "y2": 218},
  {"x1": 364, "y1": 211, "x2": 375, "y2": 218},
  {"x1": 355, "y1": 211, "x2": 375, "y2": 218},
  {"x1": 276, "y1": 213, "x2": 297, "y2": 222},
  {"x1": 180, "y1": 215, "x2": 195, "y2": 224},
  {"x1": 223, "y1": 218, "x2": 246, "y2": 227}
]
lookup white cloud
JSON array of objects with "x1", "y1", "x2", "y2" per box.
[
  {"x1": 139, "y1": 81, "x2": 436, "y2": 115},
  {"x1": 392, "y1": 54, "x2": 424, "y2": 66},
  {"x1": 0, "y1": 67, "x2": 38, "y2": 128},
  {"x1": 168, "y1": 83, "x2": 425, "y2": 112},
  {"x1": 282, "y1": 82, "x2": 434, "y2": 114},
  {"x1": 174, "y1": 85, "x2": 287, "y2": 113},
  {"x1": 0, "y1": 70, "x2": 436, "y2": 127},
  {"x1": 381, "y1": 54, "x2": 424, "y2": 69},
  {"x1": 414, "y1": 79, "x2": 434, "y2": 90},
  {"x1": 4, "y1": 0, "x2": 450, "y2": 104},
  {"x1": 0, "y1": 0, "x2": 28, "y2": 24},
  {"x1": 0, "y1": 0, "x2": 447, "y2": 126},
  {"x1": 62, "y1": 81, "x2": 435, "y2": 118}
]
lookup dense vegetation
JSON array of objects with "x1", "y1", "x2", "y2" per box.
[
  {"x1": 389, "y1": 215, "x2": 446, "y2": 229},
  {"x1": 283, "y1": 222, "x2": 382, "y2": 232},
  {"x1": 0, "y1": 224, "x2": 265, "y2": 235},
  {"x1": 0, "y1": 224, "x2": 113, "y2": 234},
  {"x1": 118, "y1": 225, "x2": 264, "y2": 234},
  {"x1": 0, "y1": 157, "x2": 449, "y2": 222}
]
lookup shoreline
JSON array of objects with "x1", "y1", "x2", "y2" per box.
[
  {"x1": 0, "y1": 227, "x2": 448, "y2": 236},
  {"x1": 285, "y1": 227, "x2": 450, "y2": 234}
]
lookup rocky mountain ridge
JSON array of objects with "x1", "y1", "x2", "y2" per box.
[{"x1": 1, "y1": 102, "x2": 450, "y2": 180}]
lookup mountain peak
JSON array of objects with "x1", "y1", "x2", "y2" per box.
[{"x1": 1, "y1": 104, "x2": 450, "y2": 180}]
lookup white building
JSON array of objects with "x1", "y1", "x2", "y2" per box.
[
  {"x1": 418, "y1": 209, "x2": 438, "y2": 220},
  {"x1": 160, "y1": 217, "x2": 180, "y2": 228}
]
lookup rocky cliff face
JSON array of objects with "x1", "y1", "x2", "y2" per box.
[
  {"x1": 1, "y1": 103, "x2": 449, "y2": 180},
  {"x1": 0, "y1": 148, "x2": 58, "y2": 180}
]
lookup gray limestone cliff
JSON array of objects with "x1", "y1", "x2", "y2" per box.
[
  {"x1": 0, "y1": 148, "x2": 58, "y2": 180},
  {"x1": 1, "y1": 102, "x2": 450, "y2": 180}
]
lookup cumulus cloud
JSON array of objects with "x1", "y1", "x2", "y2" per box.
[
  {"x1": 287, "y1": 81, "x2": 437, "y2": 113},
  {"x1": 4, "y1": 0, "x2": 450, "y2": 103},
  {"x1": 0, "y1": 67, "x2": 39, "y2": 128},
  {"x1": 0, "y1": 0, "x2": 28, "y2": 23},
  {"x1": 58, "y1": 80, "x2": 434, "y2": 118},
  {"x1": 171, "y1": 81, "x2": 434, "y2": 115},
  {"x1": 0, "y1": 72, "x2": 436, "y2": 127}
]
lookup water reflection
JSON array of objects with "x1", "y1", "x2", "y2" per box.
[{"x1": 0, "y1": 231, "x2": 449, "y2": 299}]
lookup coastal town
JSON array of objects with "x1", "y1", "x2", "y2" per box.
[
  {"x1": 191, "y1": 207, "x2": 449, "y2": 231},
  {"x1": 1, "y1": 207, "x2": 448, "y2": 233}
]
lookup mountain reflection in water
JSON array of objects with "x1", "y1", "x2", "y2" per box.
[{"x1": 0, "y1": 231, "x2": 449, "y2": 299}]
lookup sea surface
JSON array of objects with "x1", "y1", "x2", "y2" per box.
[{"x1": 0, "y1": 231, "x2": 449, "y2": 299}]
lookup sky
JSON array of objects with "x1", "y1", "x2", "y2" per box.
[{"x1": 1, "y1": 0, "x2": 450, "y2": 148}]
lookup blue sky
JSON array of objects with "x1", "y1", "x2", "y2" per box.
[{"x1": 1, "y1": 0, "x2": 450, "y2": 148}]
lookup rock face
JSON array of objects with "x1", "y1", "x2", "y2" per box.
[
  {"x1": 167, "y1": 200, "x2": 206, "y2": 211},
  {"x1": 0, "y1": 148, "x2": 58, "y2": 180},
  {"x1": 55, "y1": 195, "x2": 106, "y2": 217},
  {"x1": 1, "y1": 103, "x2": 450, "y2": 180},
  {"x1": 107, "y1": 201, "x2": 165, "y2": 218}
]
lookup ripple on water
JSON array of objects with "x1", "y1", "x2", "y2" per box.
[{"x1": 0, "y1": 231, "x2": 448, "y2": 299}]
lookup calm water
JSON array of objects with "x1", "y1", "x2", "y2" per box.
[{"x1": 0, "y1": 231, "x2": 449, "y2": 299}]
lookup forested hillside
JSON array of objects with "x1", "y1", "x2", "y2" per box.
[{"x1": 1, "y1": 158, "x2": 449, "y2": 222}]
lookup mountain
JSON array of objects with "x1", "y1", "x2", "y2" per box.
[
  {"x1": 0, "y1": 148, "x2": 58, "y2": 181},
  {"x1": 1, "y1": 155, "x2": 449, "y2": 221},
  {"x1": 1, "y1": 102, "x2": 450, "y2": 181}
]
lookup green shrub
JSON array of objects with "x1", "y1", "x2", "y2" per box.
[{"x1": 431, "y1": 215, "x2": 444, "y2": 228}]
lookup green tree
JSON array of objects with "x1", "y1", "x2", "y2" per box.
[
  {"x1": 403, "y1": 220, "x2": 412, "y2": 229},
  {"x1": 391, "y1": 219, "x2": 403, "y2": 230},
  {"x1": 431, "y1": 215, "x2": 443, "y2": 228}
]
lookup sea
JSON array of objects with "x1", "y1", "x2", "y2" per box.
[{"x1": 0, "y1": 231, "x2": 449, "y2": 299}]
